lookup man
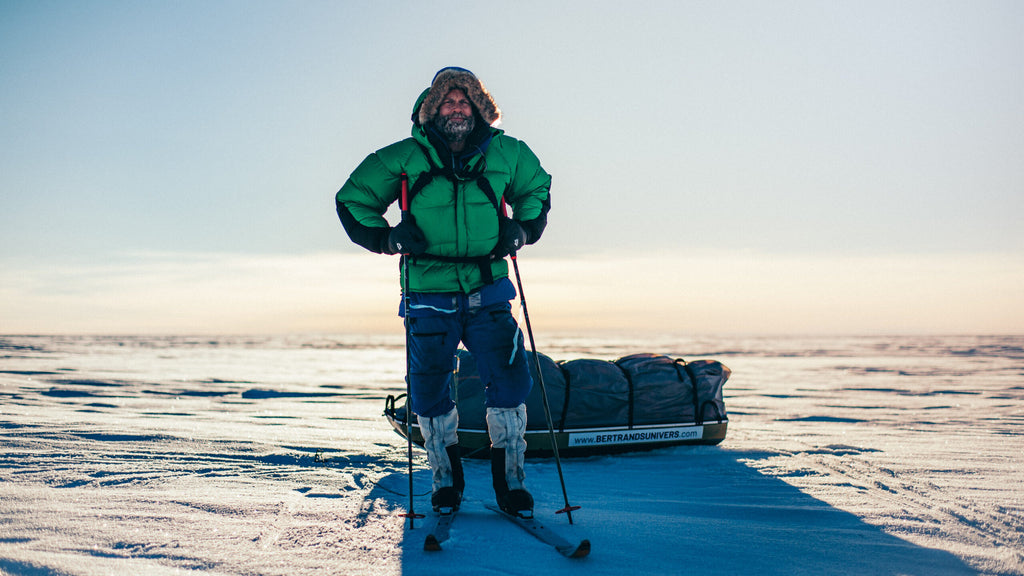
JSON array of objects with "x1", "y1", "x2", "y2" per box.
[{"x1": 335, "y1": 67, "x2": 552, "y2": 516}]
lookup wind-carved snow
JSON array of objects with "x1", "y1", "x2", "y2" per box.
[{"x1": 1, "y1": 334, "x2": 1021, "y2": 575}]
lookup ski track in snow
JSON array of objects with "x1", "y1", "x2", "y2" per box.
[{"x1": 0, "y1": 334, "x2": 1022, "y2": 575}]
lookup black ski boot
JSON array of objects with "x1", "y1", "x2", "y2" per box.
[
  {"x1": 432, "y1": 444, "x2": 465, "y2": 512},
  {"x1": 419, "y1": 408, "x2": 464, "y2": 513},
  {"x1": 491, "y1": 447, "x2": 533, "y2": 517}
]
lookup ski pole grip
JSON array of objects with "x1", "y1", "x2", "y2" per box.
[
  {"x1": 400, "y1": 172, "x2": 410, "y2": 213},
  {"x1": 500, "y1": 199, "x2": 517, "y2": 260}
]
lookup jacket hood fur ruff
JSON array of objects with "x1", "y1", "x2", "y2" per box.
[{"x1": 417, "y1": 67, "x2": 501, "y2": 127}]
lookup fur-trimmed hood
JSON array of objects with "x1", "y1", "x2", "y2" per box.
[{"x1": 415, "y1": 67, "x2": 501, "y2": 127}]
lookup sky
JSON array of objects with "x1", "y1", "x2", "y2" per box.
[{"x1": 1, "y1": 0, "x2": 1022, "y2": 336}]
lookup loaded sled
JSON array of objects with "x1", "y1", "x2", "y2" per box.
[{"x1": 384, "y1": 350, "x2": 730, "y2": 459}]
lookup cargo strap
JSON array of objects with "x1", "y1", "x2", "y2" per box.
[
  {"x1": 674, "y1": 360, "x2": 704, "y2": 425},
  {"x1": 673, "y1": 359, "x2": 724, "y2": 424},
  {"x1": 612, "y1": 357, "x2": 719, "y2": 428}
]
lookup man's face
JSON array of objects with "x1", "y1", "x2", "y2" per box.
[{"x1": 435, "y1": 88, "x2": 475, "y2": 142}]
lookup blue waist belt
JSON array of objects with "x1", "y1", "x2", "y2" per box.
[{"x1": 399, "y1": 277, "x2": 517, "y2": 318}]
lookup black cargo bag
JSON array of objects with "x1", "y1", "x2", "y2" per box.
[{"x1": 451, "y1": 350, "x2": 729, "y2": 432}]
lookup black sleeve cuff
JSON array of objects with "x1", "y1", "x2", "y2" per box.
[{"x1": 336, "y1": 198, "x2": 390, "y2": 254}]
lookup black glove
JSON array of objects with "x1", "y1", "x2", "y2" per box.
[
  {"x1": 494, "y1": 216, "x2": 527, "y2": 258},
  {"x1": 386, "y1": 216, "x2": 427, "y2": 255}
]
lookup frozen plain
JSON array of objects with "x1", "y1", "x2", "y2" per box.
[{"x1": 1, "y1": 334, "x2": 1022, "y2": 575}]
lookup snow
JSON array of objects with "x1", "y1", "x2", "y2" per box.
[{"x1": 1, "y1": 334, "x2": 1022, "y2": 575}]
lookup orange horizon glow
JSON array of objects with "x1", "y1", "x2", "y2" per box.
[{"x1": 2, "y1": 250, "x2": 1022, "y2": 336}]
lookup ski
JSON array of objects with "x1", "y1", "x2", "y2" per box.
[
  {"x1": 423, "y1": 507, "x2": 456, "y2": 551},
  {"x1": 484, "y1": 503, "x2": 590, "y2": 559}
]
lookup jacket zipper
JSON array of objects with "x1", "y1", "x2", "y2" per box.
[{"x1": 453, "y1": 179, "x2": 461, "y2": 255}]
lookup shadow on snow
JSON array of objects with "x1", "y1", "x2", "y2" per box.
[{"x1": 370, "y1": 446, "x2": 979, "y2": 576}]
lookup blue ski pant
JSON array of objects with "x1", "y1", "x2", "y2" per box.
[{"x1": 402, "y1": 280, "x2": 533, "y2": 418}]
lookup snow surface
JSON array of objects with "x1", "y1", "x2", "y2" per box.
[{"x1": 1, "y1": 334, "x2": 1022, "y2": 576}]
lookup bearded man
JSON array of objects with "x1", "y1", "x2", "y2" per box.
[{"x1": 334, "y1": 67, "x2": 552, "y2": 517}]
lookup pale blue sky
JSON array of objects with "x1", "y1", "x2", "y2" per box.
[{"x1": 2, "y1": 1, "x2": 1022, "y2": 334}]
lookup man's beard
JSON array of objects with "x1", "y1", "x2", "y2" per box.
[{"x1": 434, "y1": 112, "x2": 475, "y2": 143}]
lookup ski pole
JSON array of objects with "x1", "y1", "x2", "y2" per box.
[
  {"x1": 502, "y1": 202, "x2": 580, "y2": 524},
  {"x1": 398, "y1": 172, "x2": 424, "y2": 529}
]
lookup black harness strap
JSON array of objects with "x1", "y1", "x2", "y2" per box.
[
  {"x1": 407, "y1": 163, "x2": 448, "y2": 202},
  {"x1": 473, "y1": 174, "x2": 501, "y2": 213},
  {"x1": 413, "y1": 253, "x2": 497, "y2": 285},
  {"x1": 407, "y1": 162, "x2": 500, "y2": 213},
  {"x1": 403, "y1": 145, "x2": 504, "y2": 285}
]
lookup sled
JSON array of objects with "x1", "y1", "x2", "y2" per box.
[{"x1": 384, "y1": 350, "x2": 729, "y2": 459}]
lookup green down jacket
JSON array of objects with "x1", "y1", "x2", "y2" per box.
[{"x1": 335, "y1": 100, "x2": 551, "y2": 294}]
